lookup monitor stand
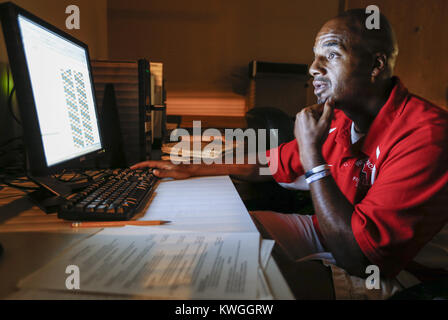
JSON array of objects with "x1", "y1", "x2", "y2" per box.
[{"x1": 27, "y1": 175, "x2": 95, "y2": 214}]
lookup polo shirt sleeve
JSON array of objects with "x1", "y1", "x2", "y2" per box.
[
  {"x1": 351, "y1": 125, "x2": 448, "y2": 277},
  {"x1": 266, "y1": 139, "x2": 305, "y2": 183}
]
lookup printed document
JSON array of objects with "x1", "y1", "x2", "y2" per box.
[
  {"x1": 140, "y1": 176, "x2": 258, "y2": 233},
  {"x1": 19, "y1": 230, "x2": 260, "y2": 299}
]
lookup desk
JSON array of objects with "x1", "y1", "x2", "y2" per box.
[{"x1": 0, "y1": 176, "x2": 293, "y2": 299}]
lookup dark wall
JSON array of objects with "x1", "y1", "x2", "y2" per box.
[{"x1": 107, "y1": 0, "x2": 340, "y2": 115}]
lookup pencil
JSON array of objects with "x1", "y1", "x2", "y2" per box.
[{"x1": 71, "y1": 220, "x2": 171, "y2": 228}]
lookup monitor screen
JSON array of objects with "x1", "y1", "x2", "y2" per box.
[{"x1": 17, "y1": 14, "x2": 102, "y2": 167}]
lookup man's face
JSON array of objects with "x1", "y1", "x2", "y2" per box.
[{"x1": 310, "y1": 18, "x2": 371, "y2": 106}]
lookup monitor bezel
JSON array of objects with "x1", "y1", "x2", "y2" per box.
[{"x1": 0, "y1": 2, "x2": 105, "y2": 177}]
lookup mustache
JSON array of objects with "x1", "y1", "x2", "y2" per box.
[{"x1": 313, "y1": 77, "x2": 330, "y2": 84}]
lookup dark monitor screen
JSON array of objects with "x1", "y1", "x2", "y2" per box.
[{"x1": 0, "y1": 2, "x2": 104, "y2": 176}]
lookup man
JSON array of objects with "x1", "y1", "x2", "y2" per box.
[{"x1": 133, "y1": 9, "x2": 447, "y2": 299}]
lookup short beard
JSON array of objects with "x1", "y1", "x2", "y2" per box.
[{"x1": 317, "y1": 95, "x2": 327, "y2": 104}]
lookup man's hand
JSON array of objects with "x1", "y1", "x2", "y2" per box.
[
  {"x1": 294, "y1": 99, "x2": 335, "y2": 171},
  {"x1": 131, "y1": 161, "x2": 193, "y2": 180}
]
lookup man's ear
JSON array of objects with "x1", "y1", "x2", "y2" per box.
[{"x1": 371, "y1": 53, "x2": 387, "y2": 81}]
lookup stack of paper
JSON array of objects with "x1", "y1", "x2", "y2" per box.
[
  {"x1": 161, "y1": 137, "x2": 239, "y2": 162},
  {"x1": 14, "y1": 228, "x2": 275, "y2": 299},
  {"x1": 11, "y1": 176, "x2": 280, "y2": 300},
  {"x1": 18, "y1": 229, "x2": 263, "y2": 299}
]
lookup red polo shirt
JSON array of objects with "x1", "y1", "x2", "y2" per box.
[{"x1": 267, "y1": 78, "x2": 448, "y2": 277}]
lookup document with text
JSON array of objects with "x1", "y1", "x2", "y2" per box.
[
  {"x1": 19, "y1": 230, "x2": 260, "y2": 299},
  {"x1": 140, "y1": 176, "x2": 258, "y2": 233}
]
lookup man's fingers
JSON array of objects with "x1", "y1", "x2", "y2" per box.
[
  {"x1": 153, "y1": 169, "x2": 187, "y2": 180},
  {"x1": 153, "y1": 169, "x2": 170, "y2": 178},
  {"x1": 318, "y1": 99, "x2": 335, "y2": 126},
  {"x1": 130, "y1": 160, "x2": 171, "y2": 170}
]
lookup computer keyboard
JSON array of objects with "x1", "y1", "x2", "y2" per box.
[{"x1": 58, "y1": 168, "x2": 158, "y2": 221}]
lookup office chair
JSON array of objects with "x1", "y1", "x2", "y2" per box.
[{"x1": 245, "y1": 106, "x2": 295, "y2": 146}]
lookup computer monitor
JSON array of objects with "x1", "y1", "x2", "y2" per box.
[
  {"x1": 1, "y1": 3, "x2": 104, "y2": 170},
  {"x1": 0, "y1": 2, "x2": 105, "y2": 195}
]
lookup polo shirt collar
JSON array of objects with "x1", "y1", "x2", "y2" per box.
[{"x1": 361, "y1": 77, "x2": 409, "y2": 156}]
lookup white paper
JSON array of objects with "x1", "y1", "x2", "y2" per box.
[
  {"x1": 140, "y1": 176, "x2": 258, "y2": 233},
  {"x1": 257, "y1": 268, "x2": 273, "y2": 300},
  {"x1": 260, "y1": 240, "x2": 275, "y2": 269},
  {"x1": 19, "y1": 231, "x2": 260, "y2": 300}
]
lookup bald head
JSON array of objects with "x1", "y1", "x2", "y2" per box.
[{"x1": 332, "y1": 9, "x2": 399, "y2": 75}]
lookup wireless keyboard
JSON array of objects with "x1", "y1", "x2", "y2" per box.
[{"x1": 58, "y1": 168, "x2": 158, "y2": 221}]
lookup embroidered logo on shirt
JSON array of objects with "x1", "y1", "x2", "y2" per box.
[
  {"x1": 360, "y1": 159, "x2": 376, "y2": 187},
  {"x1": 352, "y1": 157, "x2": 375, "y2": 203},
  {"x1": 355, "y1": 146, "x2": 380, "y2": 187},
  {"x1": 355, "y1": 160, "x2": 364, "y2": 167}
]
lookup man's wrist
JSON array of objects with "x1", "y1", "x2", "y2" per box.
[
  {"x1": 301, "y1": 148, "x2": 325, "y2": 172},
  {"x1": 181, "y1": 163, "x2": 196, "y2": 177}
]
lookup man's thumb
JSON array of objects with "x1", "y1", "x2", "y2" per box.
[{"x1": 153, "y1": 169, "x2": 168, "y2": 178}]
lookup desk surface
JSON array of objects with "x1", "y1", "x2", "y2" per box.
[{"x1": 0, "y1": 176, "x2": 293, "y2": 299}]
